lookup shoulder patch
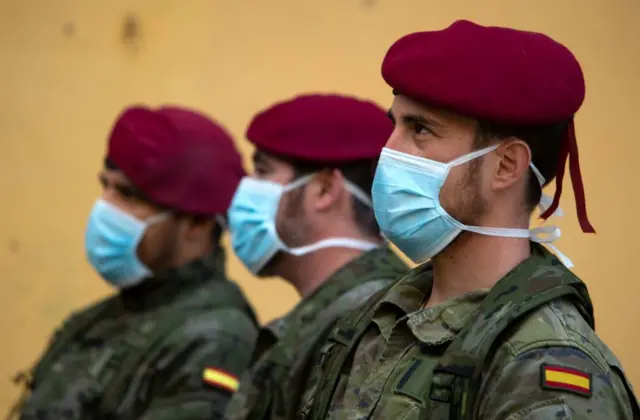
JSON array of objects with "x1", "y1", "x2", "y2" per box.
[
  {"x1": 202, "y1": 367, "x2": 239, "y2": 393},
  {"x1": 540, "y1": 364, "x2": 592, "y2": 398}
]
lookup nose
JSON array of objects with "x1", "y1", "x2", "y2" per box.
[{"x1": 101, "y1": 185, "x2": 118, "y2": 204}]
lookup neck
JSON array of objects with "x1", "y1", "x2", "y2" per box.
[
  {"x1": 171, "y1": 240, "x2": 214, "y2": 268},
  {"x1": 427, "y1": 233, "x2": 530, "y2": 307},
  {"x1": 278, "y1": 246, "x2": 374, "y2": 298}
]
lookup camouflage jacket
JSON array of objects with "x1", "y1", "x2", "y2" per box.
[
  {"x1": 298, "y1": 244, "x2": 640, "y2": 419},
  {"x1": 13, "y1": 252, "x2": 258, "y2": 420},
  {"x1": 223, "y1": 247, "x2": 408, "y2": 420}
]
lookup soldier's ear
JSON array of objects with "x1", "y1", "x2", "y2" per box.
[
  {"x1": 492, "y1": 139, "x2": 531, "y2": 192},
  {"x1": 184, "y1": 216, "x2": 214, "y2": 243},
  {"x1": 310, "y1": 169, "x2": 343, "y2": 213}
]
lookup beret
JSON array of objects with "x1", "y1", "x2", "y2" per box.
[
  {"x1": 107, "y1": 105, "x2": 245, "y2": 215},
  {"x1": 382, "y1": 20, "x2": 594, "y2": 233},
  {"x1": 246, "y1": 93, "x2": 393, "y2": 162},
  {"x1": 382, "y1": 19, "x2": 585, "y2": 125}
]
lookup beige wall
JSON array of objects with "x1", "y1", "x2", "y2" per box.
[{"x1": 1, "y1": 0, "x2": 638, "y2": 410}]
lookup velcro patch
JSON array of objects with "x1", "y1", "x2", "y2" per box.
[
  {"x1": 202, "y1": 367, "x2": 239, "y2": 393},
  {"x1": 540, "y1": 364, "x2": 592, "y2": 398}
]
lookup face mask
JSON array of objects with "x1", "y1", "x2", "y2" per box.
[
  {"x1": 85, "y1": 199, "x2": 167, "y2": 288},
  {"x1": 372, "y1": 146, "x2": 572, "y2": 267},
  {"x1": 228, "y1": 174, "x2": 379, "y2": 274}
]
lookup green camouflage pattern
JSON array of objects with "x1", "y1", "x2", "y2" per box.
[
  {"x1": 224, "y1": 247, "x2": 408, "y2": 420},
  {"x1": 12, "y1": 251, "x2": 258, "y2": 420},
  {"x1": 298, "y1": 244, "x2": 639, "y2": 419}
]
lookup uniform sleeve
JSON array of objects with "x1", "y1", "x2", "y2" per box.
[
  {"x1": 477, "y1": 345, "x2": 635, "y2": 419},
  {"x1": 15, "y1": 303, "x2": 113, "y2": 420},
  {"x1": 222, "y1": 362, "x2": 265, "y2": 420},
  {"x1": 137, "y1": 308, "x2": 258, "y2": 420}
]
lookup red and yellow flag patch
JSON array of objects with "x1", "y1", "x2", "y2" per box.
[
  {"x1": 202, "y1": 367, "x2": 239, "y2": 393},
  {"x1": 541, "y1": 364, "x2": 592, "y2": 397}
]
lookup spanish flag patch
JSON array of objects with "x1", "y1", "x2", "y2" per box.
[
  {"x1": 541, "y1": 364, "x2": 592, "y2": 397},
  {"x1": 202, "y1": 367, "x2": 239, "y2": 393}
]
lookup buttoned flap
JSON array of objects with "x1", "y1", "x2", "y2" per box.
[
  {"x1": 394, "y1": 356, "x2": 440, "y2": 402},
  {"x1": 367, "y1": 356, "x2": 440, "y2": 420}
]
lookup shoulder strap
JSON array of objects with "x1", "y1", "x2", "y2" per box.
[
  {"x1": 305, "y1": 262, "x2": 431, "y2": 420},
  {"x1": 31, "y1": 297, "x2": 115, "y2": 385},
  {"x1": 97, "y1": 279, "x2": 256, "y2": 416},
  {"x1": 96, "y1": 311, "x2": 189, "y2": 416},
  {"x1": 428, "y1": 260, "x2": 593, "y2": 419},
  {"x1": 306, "y1": 286, "x2": 391, "y2": 420},
  {"x1": 251, "y1": 277, "x2": 395, "y2": 420}
]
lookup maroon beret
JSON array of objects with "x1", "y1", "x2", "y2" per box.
[
  {"x1": 107, "y1": 105, "x2": 245, "y2": 215},
  {"x1": 382, "y1": 20, "x2": 585, "y2": 125},
  {"x1": 382, "y1": 20, "x2": 594, "y2": 233},
  {"x1": 246, "y1": 93, "x2": 393, "y2": 162}
]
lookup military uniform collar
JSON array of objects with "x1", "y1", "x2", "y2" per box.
[
  {"x1": 265, "y1": 247, "x2": 394, "y2": 339},
  {"x1": 371, "y1": 243, "x2": 563, "y2": 346},
  {"x1": 119, "y1": 250, "x2": 226, "y2": 311},
  {"x1": 406, "y1": 289, "x2": 488, "y2": 346},
  {"x1": 367, "y1": 263, "x2": 425, "y2": 341},
  {"x1": 372, "y1": 262, "x2": 489, "y2": 346},
  {"x1": 405, "y1": 243, "x2": 568, "y2": 346}
]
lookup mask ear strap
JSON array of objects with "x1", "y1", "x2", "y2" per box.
[
  {"x1": 285, "y1": 238, "x2": 379, "y2": 256},
  {"x1": 288, "y1": 172, "x2": 374, "y2": 208},
  {"x1": 530, "y1": 226, "x2": 574, "y2": 268},
  {"x1": 344, "y1": 181, "x2": 388, "y2": 241},
  {"x1": 530, "y1": 163, "x2": 564, "y2": 217},
  {"x1": 448, "y1": 144, "x2": 499, "y2": 167},
  {"x1": 145, "y1": 212, "x2": 169, "y2": 226},
  {"x1": 344, "y1": 181, "x2": 373, "y2": 208},
  {"x1": 283, "y1": 174, "x2": 314, "y2": 193}
]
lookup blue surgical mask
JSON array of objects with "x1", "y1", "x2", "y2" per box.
[
  {"x1": 228, "y1": 174, "x2": 380, "y2": 274},
  {"x1": 85, "y1": 199, "x2": 167, "y2": 288},
  {"x1": 372, "y1": 146, "x2": 571, "y2": 267}
]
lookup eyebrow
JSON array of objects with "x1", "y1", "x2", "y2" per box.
[
  {"x1": 387, "y1": 109, "x2": 444, "y2": 130},
  {"x1": 99, "y1": 172, "x2": 141, "y2": 197},
  {"x1": 252, "y1": 151, "x2": 267, "y2": 165}
]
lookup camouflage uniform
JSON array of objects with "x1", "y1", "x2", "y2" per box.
[
  {"x1": 13, "y1": 252, "x2": 258, "y2": 420},
  {"x1": 224, "y1": 247, "x2": 408, "y2": 420},
  {"x1": 298, "y1": 245, "x2": 640, "y2": 419}
]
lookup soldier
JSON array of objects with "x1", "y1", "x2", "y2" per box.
[
  {"x1": 298, "y1": 21, "x2": 640, "y2": 419},
  {"x1": 223, "y1": 93, "x2": 409, "y2": 420},
  {"x1": 9, "y1": 106, "x2": 259, "y2": 419}
]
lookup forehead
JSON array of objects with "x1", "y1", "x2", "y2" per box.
[
  {"x1": 390, "y1": 95, "x2": 477, "y2": 132},
  {"x1": 100, "y1": 168, "x2": 133, "y2": 186},
  {"x1": 252, "y1": 149, "x2": 293, "y2": 168}
]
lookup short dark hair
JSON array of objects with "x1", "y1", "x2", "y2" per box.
[
  {"x1": 211, "y1": 216, "x2": 225, "y2": 248},
  {"x1": 284, "y1": 156, "x2": 380, "y2": 237},
  {"x1": 474, "y1": 119, "x2": 570, "y2": 212}
]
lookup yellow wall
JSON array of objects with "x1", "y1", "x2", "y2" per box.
[{"x1": 1, "y1": 0, "x2": 639, "y2": 410}]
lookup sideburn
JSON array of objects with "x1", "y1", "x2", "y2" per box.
[
  {"x1": 454, "y1": 158, "x2": 489, "y2": 226},
  {"x1": 151, "y1": 219, "x2": 181, "y2": 271},
  {"x1": 278, "y1": 187, "x2": 310, "y2": 248},
  {"x1": 467, "y1": 158, "x2": 489, "y2": 222}
]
